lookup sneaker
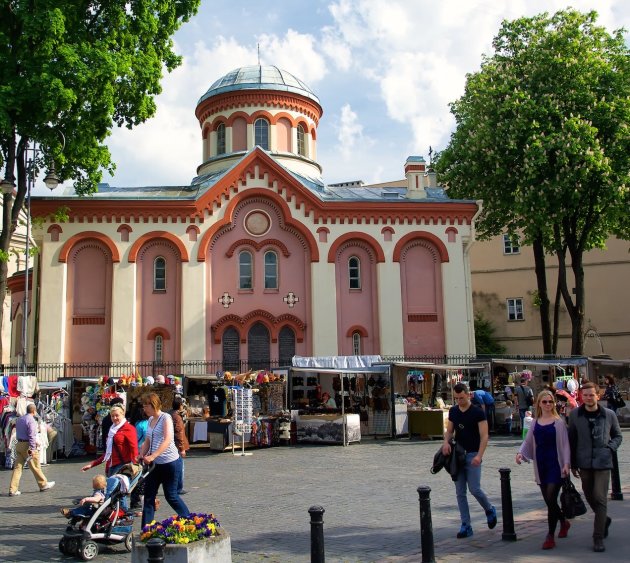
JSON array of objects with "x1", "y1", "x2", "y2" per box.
[
  {"x1": 604, "y1": 517, "x2": 611, "y2": 538},
  {"x1": 558, "y1": 519, "x2": 571, "y2": 538},
  {"x1": 40, "y1": 481, "x2": 55, "y2": 492},
  {"x1": 456, "y1": 524, "x2": 473, "y2": 539},
  {"x1": 542, "y1": 534, "x2": 556, "y2": 550},
  {"x1": 486, "y1": 506, "x2": 497, "y2": 529},
  {"x1": 9, "y1": 490, "x2": 21, "y2": 496},
  {"x1": 178, "y1": 490, "x2": 188, "y2": 495}
]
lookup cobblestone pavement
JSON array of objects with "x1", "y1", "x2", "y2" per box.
[{"x1": 1, "y1": 431, "x2": 629, "y2": 562}]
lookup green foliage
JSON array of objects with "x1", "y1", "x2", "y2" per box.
[
  {"x1": 474, "y1": 314, "x2": 506, "y2": 355},
  {"x1": 436, "y1": 9, "x2": 630, "y2": 250}
]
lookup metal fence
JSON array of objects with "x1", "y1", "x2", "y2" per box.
[{"x1": 2, "y1": 353, "x2": 579, "y2": 383}]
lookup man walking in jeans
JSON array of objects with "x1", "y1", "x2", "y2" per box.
[
  {"x1": 442, "y1": 383, "x2": 497, "y2": 538},
  {"x1": 568, "y1": 382, "x2": 622, "y2": 553}
]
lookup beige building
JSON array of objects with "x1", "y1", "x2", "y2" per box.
[{"x1": 470, "y1": 234, "x2": 630, "y2": 359}]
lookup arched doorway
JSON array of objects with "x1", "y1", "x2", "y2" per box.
[{"x1": 247, "y1": 322, "x2": 270, "y2": 370}]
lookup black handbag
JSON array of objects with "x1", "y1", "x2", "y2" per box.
[{"x1": 560, "y1": 477, "x2": 587, "y2": 519}]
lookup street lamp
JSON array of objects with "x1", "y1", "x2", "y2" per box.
[{"x1": 20, "y1": 143, "x2": 61, "y2": 370}]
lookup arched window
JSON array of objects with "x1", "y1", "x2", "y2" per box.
[
  {"x1": 222, "y1": 327, "x2": 240, "y2": 372},
  {"x1": 216, "y1": 123, "x2": 226, "y2": 155},
  {"x1": 297, "y1": 124, "x2": 306, "y2": 157},
  {"x1": 352, "y1": 332, "x2": 362, "y2": 355},
  {"x1": 278, "y1": 326, "x2": 296, "y2": 366},
  {"x1": 348, "y1": 256, "x2": 361, "y2": 290},
  {"x1": 264, "y1": 250, "x2": 278, "y2": 289},
  {"x1": 154, "y1": 335, "x2": 164, "y2": 363},
  {"x1": 254, "y1": 118, "x2": 269, "y2": 150},
  {"x1": 154, "y1": 257, "x2": 166, "y2": 291},
  {"x1": 239, "y1": 250, "x2": 253, "y2": 290}
]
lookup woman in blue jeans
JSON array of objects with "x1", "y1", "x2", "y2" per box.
[{"x1": 137, "y1": 392, "x2": 189, "y2": 527}]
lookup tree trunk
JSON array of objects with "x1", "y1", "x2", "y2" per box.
[
  {"x1": 532, "y1": 235, "x2": 552, "y2": 354},
  {"x1": 552, "y1": 276, "x2": 561, "y2": 355},
  {"x1": 568, "y1": 245, "x2": 585, "y2": 355}
]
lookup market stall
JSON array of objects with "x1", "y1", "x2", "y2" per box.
[{"x1": 289, "y1": 357, "x2": 391, "y2": 446}]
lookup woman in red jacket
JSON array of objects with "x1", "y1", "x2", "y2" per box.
[{"x1": 81, "y1": 404, "x2": 138, "y2": 476}]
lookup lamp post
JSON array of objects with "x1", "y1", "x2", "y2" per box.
[{"x1": 19, "y1": 143, "x2": 61, "y2": 371}]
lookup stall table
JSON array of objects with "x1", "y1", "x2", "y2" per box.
[
  {"x1": 295, "y1": 413, "x2": 361, "y2": 444},
  {"x1": 408, "y1": 409, "x2": 448, "y2": 439}
]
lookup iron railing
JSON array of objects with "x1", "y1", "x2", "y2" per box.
[{"x1": 2, "y1": 353, "x2": 579, "y2": 383}]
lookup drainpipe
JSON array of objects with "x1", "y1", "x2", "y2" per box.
[{"x1": 463, "y1": 200, "x2": 484, "y2": 356}]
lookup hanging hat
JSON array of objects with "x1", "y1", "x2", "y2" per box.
[
  {"x1": 145, "y1": 376, "x2": 155, "y2": 385},
  {"x1": 155, "y1": 375, "x2": 166, "y2": 384}
]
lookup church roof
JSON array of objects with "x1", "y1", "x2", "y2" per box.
[{"x1": 197, "y1": 65, "x2": 320, "y2": 105}]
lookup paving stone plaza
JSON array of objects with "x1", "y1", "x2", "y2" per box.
[{"x1": 1, "y1": 433, "x2": 628, "y2": 562}]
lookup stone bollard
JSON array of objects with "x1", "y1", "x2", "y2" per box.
[
  {"x1": 499, "y1": 468, "x2": 517, "y2": 541},
  {"x1": 146, "y1": 538, "x2": 166, "y2": 563},
  {"x1": 308, "y1": 505, "x2": 325, "y2": 563},
  {"x1": 417, "y1": 486, "x2": 435, "y2": 563},
  {"x1": 610, "y1": 450, "x2": 623, "y2": 500}
]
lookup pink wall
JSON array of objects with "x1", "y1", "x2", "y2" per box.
[
  {"x1": 65, "y1": 241, "x2": 112, "y2": 363},
  {"x1": 276, "y1": 118, "x2": 291, "y2": 152},
  {"x1": 232, "y1": 117, "x2": 247, "y2": 151},
  {"x1": 400, "y1": 240, "x2": 445, "y2": 355},
  {"x1": 334, "y1": 243, "x2": 380, "y2": 354},
  {"x1": 207, "y1": 197, "x2": 310, "y2": 361},
  {"x1": 136, "y1": 241, "x2": 181, "y2": 363}
]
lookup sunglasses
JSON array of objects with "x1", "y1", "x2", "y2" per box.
[{"x1": 540, "y1": 400, "x2": 555, "y2": 404}]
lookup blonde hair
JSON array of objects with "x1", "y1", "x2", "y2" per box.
[
  {"x1": 93, "y1": 474, "x2": 107, "y2": 489},
  {"x1": 109, "y1": 404, "x2": 125, "y2": 415},
  {"x1": 535, "y1": 390, "x2": 560, "y2": 420}
]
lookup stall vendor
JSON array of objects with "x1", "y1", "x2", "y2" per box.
[{"x1": 320, "y1": 392, "x2": 336, "y2": 408}]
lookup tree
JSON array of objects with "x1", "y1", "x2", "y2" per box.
[
  {"x1": 0, "y1": 0, "x2": 200, "y2": 359},
  {"x1": 436, "y1": 9, "x2": 630, "y2": 355},
  {"x1": 474, "y1": 314, "x2": 506, "y2": 356}
]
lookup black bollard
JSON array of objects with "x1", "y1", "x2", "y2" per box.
[
  {"x1": 308, "y1": 505, "x2": 325, "y2": 563},
  {"x1": 417, "y1": 486, "x2": 435, "y2": 563},
  {"x1": 610, "y1": 450, "x2": 623, "y2": 500},
  {"x1": 499, "y1": 468, "x2": 517, "y2": 541},
  {"x1": 146, "y1": 537, "x2": 166, "y2": 563}
]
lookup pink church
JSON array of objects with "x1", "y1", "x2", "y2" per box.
[{"x1": 30, "y1": 65, "x2": 479, "y2": 369}]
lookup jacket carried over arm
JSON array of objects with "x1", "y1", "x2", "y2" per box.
[
  {"x1": 568, "y1": 405, "x2": 622, "y2": 470},
  {"x1": 518, "y1": 418, "x2": 570, "y2": 484}
]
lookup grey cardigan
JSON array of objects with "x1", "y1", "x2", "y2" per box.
[
  {"x1": 518, "y1": 418, "x2": 571, "y2": 484},
  {"x1": 568, "y1": 405, "x2": 622, "y2": 470}
]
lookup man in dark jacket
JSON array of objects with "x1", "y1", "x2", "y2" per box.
[
  {"x1": 568, "y1": 382, "x2": 622, "y2": 553},
  {"x1": 171, "y1": 397, "x2": 190, "y2": 495}
]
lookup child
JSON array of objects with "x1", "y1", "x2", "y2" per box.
[
  {"x1": 60, "y1": 474, "x2": 106, "y2": 518},
  {"x1": 504, "y1": 400, "x2": 514, "y2": 434},
  {"x1": 522, "y1": 410, "x2": 533, "y2": 440}
]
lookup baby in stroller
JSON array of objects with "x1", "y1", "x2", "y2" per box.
[{"x1": 60, "y1": 474, "x2": 107, "y2": 520}]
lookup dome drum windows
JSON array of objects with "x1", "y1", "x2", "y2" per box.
[
  {"x1": 254, "y1": 118, "x2": 270, "y2": 150},
  {"x1": 297, "y1": 124, "x2": 307, "y2": 157},
  {"x1": 216, "y1": 123, "x2": 226, "y2": 155}
]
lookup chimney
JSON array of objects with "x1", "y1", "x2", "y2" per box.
[
  {"x1": 404, "y1": 156, "x2": 427, "y2": 199},
  {"x1": 427, "y1": 167, "x2": 437, "y2": 188}
]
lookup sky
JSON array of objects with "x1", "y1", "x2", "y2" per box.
[{"x1": 94, "y1": 0, "x2": 630, "y2": 190}]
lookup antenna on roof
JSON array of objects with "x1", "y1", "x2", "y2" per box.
[{"x1": 257, "y1": 43, "x2": 260, "y2": 65}]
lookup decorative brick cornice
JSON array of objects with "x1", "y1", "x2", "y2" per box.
[
  {"x1": 59, "y1": 232, "x2": 120, "y2": 263},
  {"x1": 211, "y1": 310, "x2": 305, "y2": 344},
  {"x1": 393, "y1": 232, "x2": 450, "y2": 263},
  {"x1": 327, "y1": 232, "x2": 386, "y2": 263},
  {"x1": 225, "y1": 238, "x2": 290, "y2": 258},
  {"x1": 128, "y1": 231, "x2": 189, "y2": 263}
]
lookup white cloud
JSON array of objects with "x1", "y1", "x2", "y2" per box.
[{"x1": 334, "y1": 104, "x2": 374, "y2": 160}]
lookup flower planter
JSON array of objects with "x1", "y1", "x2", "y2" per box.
[{"x1": 131, "y1": 528, "x2": 232, "y2": 563}]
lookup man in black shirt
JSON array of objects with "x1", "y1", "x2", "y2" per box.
[{"x1": 442, "y1": 383, "x2": 497, "y2": 538}]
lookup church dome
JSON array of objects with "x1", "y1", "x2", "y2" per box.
[{"x1": 198, "y1": 65, "x2": 320, "y2": 105}]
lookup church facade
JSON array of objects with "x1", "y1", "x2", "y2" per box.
[{"x1": 30, "y1": 66, "x2": 479, "y2": 368}]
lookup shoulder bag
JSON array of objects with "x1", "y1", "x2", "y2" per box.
[{"x1": 560, "y1": 477, "x2": 587, "y2": 519}]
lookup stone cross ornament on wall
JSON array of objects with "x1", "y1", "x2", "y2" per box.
[
  {"x1": 283, "y1": 292, "x2": 299, "y2": 308},
  {"x1": 218, "y1": 292, "x2": 235, "y2": 308}
]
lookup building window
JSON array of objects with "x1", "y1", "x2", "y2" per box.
[
  {"x1": 264, "y1": 251, "x2": 278, "y2": 289},
  {"x1": 348, "y1": 256, "x2": 361, "y2": 289},
  {"x1": 239, "y1": 250, "x2": 253, "y2": 290},
  {"x1": 216, "y1": 123, "x2": 226, "y2": 155},
  {"x1": 507, "y1": 298, "x2": 524, "y2": 321},
  {"x1": 154, "y1": 257, "x2": 166, "y2": 291},
  {"x1": 254, "y1": 118, "x2": 269, "y2": 150},
  {"x1": 297, "y1": 124, "x2": 306, "y2": 156},
  {"x1": 503, "y1": 234, "x2": 520, "y2": 255},
  {"x1": 352, "y1": 332, "x2": 362, "y2": 355},
  {"x1": 154, "y1": 335, "x2": 163, "y2": 363}
]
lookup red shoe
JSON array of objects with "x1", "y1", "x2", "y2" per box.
[
  {"x1": 542, "y1": 534, "x2": 556, "y2": 550},
  {"x1": 558, "y1": 520, "x2": 571, "y2": 538}
]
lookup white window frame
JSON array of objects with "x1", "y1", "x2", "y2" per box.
[
  {"x1": 503, "y1": 234, "x2": 520, "y2": 255},
  {"x1": 154, "y1": 335, "x2": 164, "y2": 363},
  {"x1": 352, "y1": 332, "x2": 362, "y2": 355},
  {"x1": 297, "y1": 124, "x2": 306, "y2": 156},
  {"x1": 239, "y1": 250, "x2": 253, "y2": 290},
  {"x1": 153, "y1": 256, "x2": 166, "y2": 291},
  {"x1": 348, "y1": 256, "x2": 361, "y2": 290},
  {"x1": 264, "y1": 250, "x2": 278, "y2": 290},
  {"x1": 254, "y1": 118, "x2": 270, "y2": 150},
  {"x1": 507, "y1": 298, "x2": 524, "y2": 321}
]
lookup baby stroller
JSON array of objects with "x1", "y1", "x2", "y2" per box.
[{"x1": 58, "y1": 462, "x2": 153, "y2": 561}]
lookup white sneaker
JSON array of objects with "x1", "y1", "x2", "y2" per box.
[
  {"x1": 9, "y1": 490, "x2": 21, "y2": 496},
  {"x1": 40, "y1": 481, "x2": 55, "y2": 491}
]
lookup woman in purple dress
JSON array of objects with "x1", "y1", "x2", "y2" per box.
[{"x1": 516, "y1": 389, "x2": 571, "y2": 550}]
